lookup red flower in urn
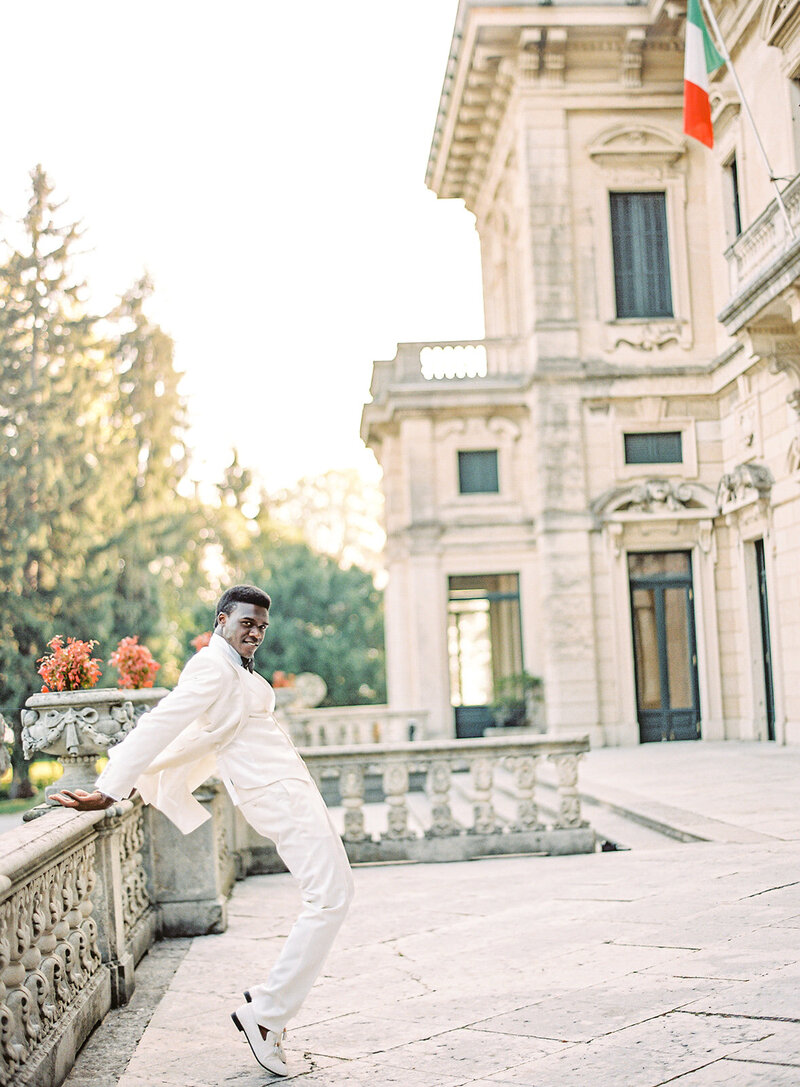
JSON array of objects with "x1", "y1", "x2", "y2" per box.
[
  {"x1": 109, "y1": 636, "x2": 161, "y2": 689},
  {"x1": 37, "y1": 636, "x2": 103, "y2": 693}
]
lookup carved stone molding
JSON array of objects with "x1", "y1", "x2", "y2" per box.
[
  {"x1": 716, "y1": 462, "x2": 774, "y2": 512},
  {"x1": 593, "y1": 479, "x2": 717, "y2": 520},
  {"x1": 622, "y1": 29, "x2": 646, "y2": 88},
  {"x1": 21, "y1": 688, "x2": 167, "y2": 802},
  {"x1": 760, "y1": 0, "x2": 800, "y2": 49},
  {"x1": 588, "y1": 123, "x2": 687, "y2": 169},
  {"x1": 605, "y1": 319, "x2": 692, "y2": 353}
]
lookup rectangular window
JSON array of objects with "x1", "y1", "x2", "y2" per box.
[
  {"x1": 458, "y1": 450, "x2": 499, "y2": 494},
  {"x1": 610, "y1": 192, "x2": 673, "y2": 319},
  {"x1": 728, "y1": 156, "x2": 743, "y2": 238},
  {"x1": 624, "y1": 431, "x2": 683, "y2": 464},
  {"x1": 723, "y1": 155, "x2": 743, "y2": 241}
]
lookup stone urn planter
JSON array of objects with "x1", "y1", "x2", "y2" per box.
[{"x1": 21, "y1": 686, "x2": 168, "y2": 803}]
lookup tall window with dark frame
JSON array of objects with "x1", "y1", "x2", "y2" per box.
[
  {"x1": 726, "y1": 155, "x2": 743, "y2": 238},
  {"x1": 610, "y1": 191, "x2": 673, "y2": 319}
]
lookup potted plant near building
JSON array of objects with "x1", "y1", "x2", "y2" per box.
[
  {"x1": 21, "y1": 635, "x2": 168, "y2": 805},
  {"x1": 489, "y1": 672, "x2": 545, "y2": 733}
]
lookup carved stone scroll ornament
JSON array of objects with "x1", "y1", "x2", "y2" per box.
[
  {"x1": 716, "y1": 462, "x2": 774, "y2": 510},
  {"x1": 339, "y1": 766, "x2": 368, "y2": 843},
  {"x1": 547, "y1": 753, "x2": 588, "y2": 829},
  {"x1": 610, "y1": 321, "x2": 687, "y2": 352},
  {"x1": 425, "y1": 760, "x2": 459, "y2": 838},
  {"x1": 469, "y1": 758, "x2": 499, "y2": 835},
  {"x1": 627, "y1": 479, "x2": 694, "y2": 512},
  {"x1": 0, "y1": 844, "x2": 102, "y2": 1086},
  {"x1": 509, "y1": 755, "x2": 543, "y2": 831},
  {"x1": 381, "y1": 763, "x2": 414, "y2": 841},
  {"x1": 21, "y1": 704, "x2": 135, "y2": 759},
  {"x1": 21, "y1": 688, "x2": 166, "y2": 808}
]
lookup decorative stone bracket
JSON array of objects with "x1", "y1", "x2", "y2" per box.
[{"x1": 716, "y1": 462, "x2": 774, "y2": 514}]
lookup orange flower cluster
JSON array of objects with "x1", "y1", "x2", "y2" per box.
[
  {"x1": 37, "y1": 637, "x2": 103, "y2": 693},
  {"x1": 191, "y1": 631, "x2": 213, "y2": 651},
  {"x1": 109, "y1": 636, "x2": 161, "y2": 690},
  {"x1": 272, "y1": 670, "x2": 296, "y2": 689}
]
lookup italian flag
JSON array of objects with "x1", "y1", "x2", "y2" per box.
[{"x1": 683, "y1": 0, "x2": 725, "y2": 148}]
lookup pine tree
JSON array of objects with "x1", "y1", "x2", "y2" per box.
[
  {"x1": 0, "y1": 166, "x2": 117, "y2": 792},
  {"x1": 104, "y1": 274, "x2": 198, "y2": 665}
]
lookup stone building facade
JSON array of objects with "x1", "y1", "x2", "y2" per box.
[{"x1": 361, "y1": 0, "x2": 800, "y2": 747}]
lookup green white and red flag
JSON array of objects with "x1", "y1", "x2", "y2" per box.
[{"x1": 683, "y1": 0, "x2": 725, "y2": 148}]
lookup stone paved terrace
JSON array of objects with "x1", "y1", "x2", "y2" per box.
[{"x1": 65, "y1": 743, "x2": 800, "y2": 1087}]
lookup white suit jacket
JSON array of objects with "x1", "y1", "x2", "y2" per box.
[{"x1": 96, "y1": 634, "x2": 272, "y2": 834}]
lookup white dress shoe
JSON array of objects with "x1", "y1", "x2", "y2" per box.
[{"x1": 231, "y1": 1002, "x2": 288, "y2": 1076}]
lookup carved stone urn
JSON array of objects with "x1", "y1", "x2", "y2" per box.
[{"x1": 21, "y1": 687, "x2": 168, "y2": 802}]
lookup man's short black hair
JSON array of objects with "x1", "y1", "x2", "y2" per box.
[{"x1": 215, "y1": 584, "x2": 271, "y2": 622}]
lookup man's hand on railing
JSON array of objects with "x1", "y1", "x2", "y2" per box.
[{"x1": 51, "y1": 789, "x2": 116, "y2": 811}]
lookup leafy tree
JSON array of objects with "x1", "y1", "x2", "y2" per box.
[
  {"x1": 270, "y1": 468, "x2": 385, "y2": 575},
  {"x1": 218, "y1": 492, "x2": 385, "y2": 704}
]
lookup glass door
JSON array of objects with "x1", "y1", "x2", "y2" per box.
[
  {"x1": 448, "y1": 574, "x2": 523, "y2": 738},
  {"x1": 628, "y1": 552, "x2": 701, "y2": 743}
]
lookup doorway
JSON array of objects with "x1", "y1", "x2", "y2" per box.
[
  {"x1": 628, "y1": 551, "x2": 701, "y2": 743},
  {"x1": 447, "y1": 573, "x2": 523, "y2": 738},
  {"x1": 754, "y1": 539, "x2": 776, "y2": 741}
]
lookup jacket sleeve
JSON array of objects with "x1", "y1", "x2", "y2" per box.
[{"x1": 95, "y1": 651, "x2": 226, "y2": 801}]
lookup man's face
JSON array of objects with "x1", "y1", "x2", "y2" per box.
[{"x1": 217, "y1": 602, "x2": 269, "y2": 660}]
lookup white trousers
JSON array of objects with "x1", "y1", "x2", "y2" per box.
[{"x1": 238, "y1": 778, "x2": 354, "y2": 1033}]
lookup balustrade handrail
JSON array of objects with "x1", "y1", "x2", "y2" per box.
[
  {"x1": 300, "y1": 733, "x2": 589, "y2": 762},
  {"x1": 299, "y1": 734, "x2": 593, "y2": 854},
  {"x1": 0, "y1": 805, "x2": 106, "y2": 889}
]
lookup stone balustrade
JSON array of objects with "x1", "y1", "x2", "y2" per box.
[
  {"x1": 721, "y1": 172, "x2": 800, "y2": 332},
  {"x1": 0, "y1": 731, "x2": 593, "y2": 1084},
  {"x1": 284, "y1": 704, "x2": 429, "y2": 746},
  {"x1": 368, "y1": 338, "x2": 530, "y2": 400},
  {"x1": 242, "y1": 735, "x2": 594, "y2": 869},
  {"x1": 0, "y1": 799, "x2": 156, "y2": 1087}
]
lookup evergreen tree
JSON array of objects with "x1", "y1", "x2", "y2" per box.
[
  {"x1": 104, "y1": 275, "x2": 200, "y2": 670},
  {"x1": 0, "y1": 166, "x2": 117, "y2": 792}
]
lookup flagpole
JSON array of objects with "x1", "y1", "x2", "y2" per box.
[{"x1": 698, "y1": 0, "x2": 796, "y2": 239}]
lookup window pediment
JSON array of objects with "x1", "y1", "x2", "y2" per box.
[
  {"x1": 592, "y1": 479, "x2": 717, "y2": 520},
  {"x1": 588, "y1": 124, "x2": 687, "y2": 169}
]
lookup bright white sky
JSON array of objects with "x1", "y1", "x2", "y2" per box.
[{"x1": 1, "y1": 1, "x2": 485, "y2": 491}]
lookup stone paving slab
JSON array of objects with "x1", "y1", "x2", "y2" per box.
[
  {"x1": 71, "y1": 838, "x2": 799, "y2": 1087},
  {"x1": 576, "y1": 741, "x2": 800, "y2": 842}
]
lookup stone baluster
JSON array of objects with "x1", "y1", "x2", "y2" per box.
[
  {"x1": 470, "y1": 757, "x2": 499, "y2": 834},
  {"x1": 339, "y1": 766, "x2": 368, "y2": 842},
  {"x1": 381, "y1": 763, "x2": 414, "y2": 840},
  {"x1": 425, "y1": 760, "x2": 459, "y2": 837},
  {"x1": 509, "y1": 755, "x2": 543, "y2": 831},
  {"x1": 547, "y1": 752, "x2": 587, "y2": 828}
]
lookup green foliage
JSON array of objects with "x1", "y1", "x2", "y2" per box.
[
  {"x1": 0, "y1": 168, "x2": 387, "y2": 798},
  {"x1": 236, "y1": 538, "x2": 385, "y2": 706}
]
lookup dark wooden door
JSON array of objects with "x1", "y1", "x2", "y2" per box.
[{"x1": 629, "y1": 552, "x2": 701, "y2": 744}]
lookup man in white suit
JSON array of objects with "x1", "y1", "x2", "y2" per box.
[{"x1": 52, "y1": 584, "x2": 354, "y2": 1077}]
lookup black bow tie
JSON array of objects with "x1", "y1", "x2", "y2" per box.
[{"x1": 240, "y1": 656, "x2": 254, "y2": 672}]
